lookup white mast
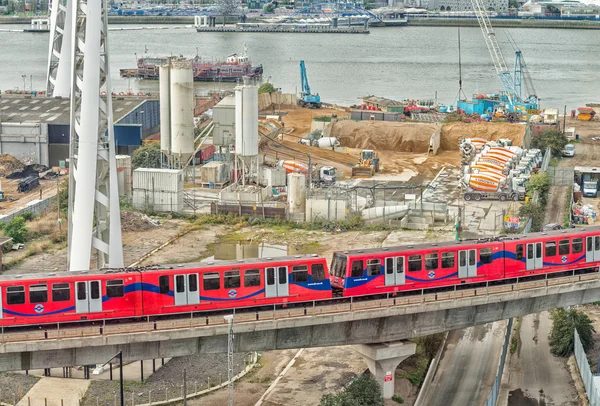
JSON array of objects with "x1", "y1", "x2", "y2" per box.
[
  {"x1": 47, "y1": 0, "x2": 74, "y2": 97},
  {"x1": 67, "y1": 0, "x2": 123, "y2": 271}
]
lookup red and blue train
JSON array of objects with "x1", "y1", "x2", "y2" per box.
[{"x1": 1, "y1": 226, "x2": 599, "y2": 327}]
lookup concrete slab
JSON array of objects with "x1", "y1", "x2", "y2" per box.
[{"x1": 16, "y1": 377, "x2": 90, "y2": 406}]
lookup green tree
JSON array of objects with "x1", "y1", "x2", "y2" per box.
[
  {"x1": 263, "y1": 2, "x2": 276, "y2": 12},
  {"x1": 132, "y1": 143, "x2": 163, "y2": 169},
  {"x1": 519, "y1": 201, "x2": 545, "y2": 232},
  {"x1": 526, "y1": 172, "x2": 550, "y2": 203},
  {"x1": 320, "y1": 374, "x2": 383, "y2": 406},
  {"x1": 4, "y1": 216, "x2": 29, "y2": 244},
  {"x1": 532, "y1": 130, "x2": 569, "y2": 157},
  {"x1": 258, "y1": 82, "x2": 276, "y2": 94},
  {"x1": 549, "y1": 308, "x2": 595, "y2": 357}
]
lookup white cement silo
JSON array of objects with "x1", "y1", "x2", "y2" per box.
[
  {"x1": 235, "y1": 77, "x2": 258, "y2": 157},
  {"x1": 288, "y1": 173, "x2": 307, "y2": 216},
  {"x1": 159, "y1": 60, "x2": 171, "y2": 156},
  {"x1": 170, "y1": 58, "x2": 194, "y2": 164}
]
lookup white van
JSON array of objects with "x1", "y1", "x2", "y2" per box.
[{"x1": 562, "y1": 144, "x2": 575, "y2": 157}]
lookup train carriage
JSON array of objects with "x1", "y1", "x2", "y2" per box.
[
  {"x1": 502, "y1": 227, "x2": 600, "y2": 277},
  {"x1": 140, "y1": 255, "x2": 332, "y2": 315},
  {"x1": 331, "y1": 240, "x2": 506, "y2": 296},
  {"x1": 0, "y1": 271, "x2": 142, "y2": 326}
]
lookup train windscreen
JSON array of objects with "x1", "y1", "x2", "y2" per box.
[{"x1": 331, "y1": 253, "x2": 347, "y2": 278}]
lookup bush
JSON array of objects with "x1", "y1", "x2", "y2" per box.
[
  {"x1": 392, "y1": 395, "x2": 404, "y2": 404},
  {"x1": 549, "y1": 308, "x2": 595, "y2": 357},
  {"x1": 20, "y1": 212, "x2": 36, "y2": 222},
  {"x1": 526, "y1": 172, "x2": 550, "y2": 204},
  {"x1": 320, "y1": 374, "x2": 383, "y2": 406},
  {"x1": 532, "y1": 130, "x2": 568, "y2": 157},
  {"x1": 4, "y1": 216, "x2": 29, "y2": 244},
  {"x1": 519, "y1": 201, "x2": 545, "y2": 232}
]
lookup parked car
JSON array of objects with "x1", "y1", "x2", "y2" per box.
[
  {"x1": 562, "y1": 144, "x2": 575, "y2": 157},
  {"x1": 543, "y1": 223, "x2": 563, "y2": 231}
]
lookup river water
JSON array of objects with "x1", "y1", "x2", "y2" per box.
[{"x1": 1, "y1": 24, "x2": 599, "y2": 109}]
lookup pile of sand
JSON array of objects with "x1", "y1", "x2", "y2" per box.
[
  {"x1": 440, "y1": 122, "x2": 526, "y2": 151},
  {"x1": 0, "y1": 154, "x2": 25, "y2": 177},
  {"x1": 330, "y1": 121, "x2": 439, "y2": 153}
]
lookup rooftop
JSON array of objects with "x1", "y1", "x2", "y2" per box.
[{"x1": 0, "y1": 96, "x2": 150, "y2": 124}]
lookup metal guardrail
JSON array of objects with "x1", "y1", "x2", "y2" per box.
[
  {"x1": 574, "y1": 328, "x2": 600, "y2": 405},
  {"x1": 1, "y1": 271, "x2": 598, "y2": 345},
  {"x1": 484, "y1": 318, "x2": 513, "y2": 406}
]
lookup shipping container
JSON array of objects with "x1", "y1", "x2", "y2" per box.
[
  {"x1": 133, "y1": 189, "x2": 183, "y2": 212},
  {"x1": 133, "y1": 168, "x2": 183, "y2": 193},
  {"x1": 200, "y1": 161, "x2": 230, "y2": 185},
  {"x1": 263, "y1": 166, "x2": 287, "y2": 187}
]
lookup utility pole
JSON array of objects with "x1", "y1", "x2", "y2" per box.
[{"x1": 224, "y1": 315, "x2": 234, "y2": 406}]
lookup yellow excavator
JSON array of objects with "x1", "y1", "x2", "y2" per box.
[{"x1": 352, "y1": 150, "x2": 380, "y2": 178}]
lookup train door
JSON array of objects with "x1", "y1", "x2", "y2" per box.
[
  {"x1": 174, "y1": 274, "x2": 200, "y2": 306},
  {"x1": 265, "y1": 266, "x2": 289, "y2": 298},
  {"x1": 586, "y1": 236, "x2": 600, "y2": 262},
  {"x1": 385, "y1": 257, "x2": 405, "y2": 286},
  {"x1": 458, "y1": 250, "x2": 477, "y2": 278},
  {"x1": 526, "y1": 242, "x2": 543, "y2": 270},
  {"x1": 75, "y1": 281, "x2": 102, "y2": 314}
]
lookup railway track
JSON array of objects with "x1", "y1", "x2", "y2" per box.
[{"x1": 1, "y1": 271, "x2": 597, "y2": 345}]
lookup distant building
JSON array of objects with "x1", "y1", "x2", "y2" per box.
[{"x1": 427, "y1": 0, "x2": 508, "y2": 11}]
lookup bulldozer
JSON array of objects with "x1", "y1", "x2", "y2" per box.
[{"x1": 351, "y1": 150, "x2": 380, "y2": 178}]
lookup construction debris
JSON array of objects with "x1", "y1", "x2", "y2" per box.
[
  {"x1": 120, "y1": 211, "x2": 160, "y2": 232},
  {"x1": 7, "y1": 164, "x2": 49, "y2": 179}
]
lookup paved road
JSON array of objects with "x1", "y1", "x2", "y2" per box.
[
  {"x1": 499, "y1": 312, "x2": 579, "y2": 406},
  {"x1": 418, "y1": 321, "x2": 507, "y2": 406},
  {"x1": 16, "y1": 377, "x2": 90, "y2": 406}
]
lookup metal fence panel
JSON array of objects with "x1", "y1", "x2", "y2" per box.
[
  {"x1": 547, "y1": 166, "x2": 575, "y2": 186},
  {"x1": 0, "y1": 195, "x2": 58, "y2": 224},
  {"x1": 484, "y1": 318, "x2": 513, "y2": 406},
  {"x1": 574, "y1": 329, "x2": 600, "y2": 405}
]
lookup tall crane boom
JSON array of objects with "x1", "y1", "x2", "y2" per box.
[
  {"x1": 300, "y1": 60, "x2": 311, "y2": 96},
  {"x1": 469, "y1": 0, "x2": 517, "y2": 106},
  {"x1": 298, "y1": 60, "x2": 321, "y2": 108}
]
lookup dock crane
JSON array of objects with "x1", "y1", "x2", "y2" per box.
[
  {"x1": 298, "y1": 60, "x2": 322, "y2": 109},
  {"x1": 469, "y1": 0, "x2": 538, "y2": 114}
]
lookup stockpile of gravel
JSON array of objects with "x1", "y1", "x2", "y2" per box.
[
  {"x1": 82, "y1": 353, "x2": 251, "y2": 405},
  {"x1": 0, "y1": 373, "x2": 40, "y2": 403}
]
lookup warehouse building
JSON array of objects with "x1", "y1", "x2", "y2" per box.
[{"x1": 0, "y1": 96, "x2": 159, "y2": 166}]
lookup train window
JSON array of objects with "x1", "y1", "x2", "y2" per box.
[
  {"x1": 441, "y1": 252, "x2": 454, "y2": 268},
  {"x1": 224, "y1": 270, "x2": 241, "y2": 289},
  {"x1": 367, "y1": 259, "x2": 381, "y2": 276},
  {"x1": 203, "y1": 273, "x2": 220, "y2": 291},
  {"x1": 459, "y1": 251, "x2": 466, "y2": 267},
  {"x1": 292, "y1": 266, "x2": 309, "y2": 283},
  {"x1": 159, "y1": 276, "x2": 170, "y2": 294},
  {"x1": 266, "y1": 268, "x2": 275, "y2": 286},
  {"x1": 278, "y1": 267, "x2": 287, "y2": 284},
  {"x1": 469, "y1": 250, "x2": 477, "y2": 266},
  {"x1": 480, "y1": 248, "x2": 493, "y2": 265},
  {"x1": 6, "y1": 286, "x2": 25, "y2": 305},
  {"x1": 425, "y1": 253, "x2": 438, "y2": 270},
  {"x1": 311, "y1": 264, "x2": 326, "y2": 281},
  {"x1": 588, "y1": 237, "x2": 593, "y2": 252},
  {"x1": 244, "y1": 269, "x2": 261, "y2": 287},
  {"x1": 559, "y1": 239, "x2": 570, "y2": 255},
  {"x1": 90, "y1": 281, "x2": 101, "y2": 300},
  {"x1": 351, "y1": 260, "x2": 364, "y2": 278},
  {"x1": 77, "y1": 283, "x2": 86, "y2": 300},
  {"x1": 596, "y1": 237, "x2": 600, "y2": 251},
  {"x1": 527, "y1": 244, "x2": 534, "y2": 259},
  {"x1": 516, "y1": 245, "x2": 523, "y2": 260},
  {"x1": 29, "y1": 284, "x2": 48, "y2": 303},
  {"x1": 545, "y1": 241, "x2": 557, "y2": 257},
  {"x1": 332, "y1": 254, "x2": 347, "y2": 278},
  {"x1": 106, "y1": 280, "x2": 124, "y2": 298},
  {"x1": 396, "y1": 257, "x2": 404, "y2": 273},
  {"x1": 408, "y1": 255, "x2": 422, "y2": 272},
  {"x1": 52, "y1": 283, "x2": 70, "y2": 302},
  {"x1": 573, "y1": 238, "x2": 583, "y2": 254},
  {"x1": 176, "y1": 275, "x2": 185, "y2": 293},
  {"x1": 188, "y1": 274, "x2": 198, "y2": 292},
  {"x1": 386, "y1": 258, "x2": 394, "y2": 274}
]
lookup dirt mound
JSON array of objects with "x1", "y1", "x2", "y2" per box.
[
  {"x1": 440, "y1": 122, "x2": 526, "y2": 151},
  {"x1": 121, "y1": 211, "x2": 158, "y2": 232},
  {"x1": 0, "y1": 154, "x2": 25, "y2": 177},
  {"x1": 330, "y1": 121, "x2": 439, "y2": 153}
]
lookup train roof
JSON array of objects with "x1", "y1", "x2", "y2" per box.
[
  {"x1": 334, "y1": 226, "x2": 600, "y2": 257},
  {"x1": 0, "y1": 254, "x2": 324, "y2": 282}
]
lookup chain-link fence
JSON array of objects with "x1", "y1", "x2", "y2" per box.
[{"x1": 574, "y1": 329, "x2": 599, "y2": 405}]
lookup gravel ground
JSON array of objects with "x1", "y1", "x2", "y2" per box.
[
  {"x1": 82, "y1": 353, "x2": 251, "y2": 405},
  {"x1": 0, "y1": 372, "x2": 40, "y2": 404}
]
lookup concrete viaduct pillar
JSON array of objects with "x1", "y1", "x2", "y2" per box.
[{"x1": 354, "y1": 341, "x2": 417, "y2": 399}]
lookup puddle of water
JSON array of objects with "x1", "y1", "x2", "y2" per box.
[{"x1": 202, "y1": 242, "x2": 318, "y2": 262}]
